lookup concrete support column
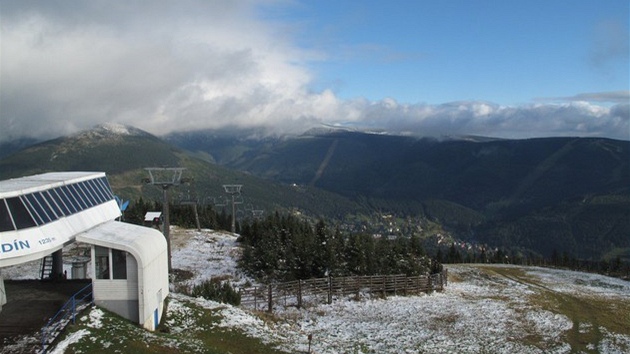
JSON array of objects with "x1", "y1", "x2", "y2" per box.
[{"x1": 52, "y1": 249, "x2": 64, "y2": 280}]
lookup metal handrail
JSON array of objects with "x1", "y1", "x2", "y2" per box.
[{"x1": 41, "y1": 283, "x2": 93, "y2": 352}]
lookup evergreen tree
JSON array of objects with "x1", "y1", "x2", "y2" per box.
[{"x1": 447, "y1": 244, "x2": 462, "y2": 263}]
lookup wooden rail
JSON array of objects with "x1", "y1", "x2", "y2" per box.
[{"x1": 240, "y1": 270, "x2": 447, "y2": 313}]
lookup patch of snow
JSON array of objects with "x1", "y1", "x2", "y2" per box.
[
  {"x1": 165, "y1": 295, "x2": 203, "y2": 333},
  {"x1": 86, "y1": 308, "x2": 104, "y2": 329},
  {"x1": 48, "y1": 329, "x2": 89, "y2": 354},
  {"x1": 599, "y1": 327, "x2": 630, "y2": 353},
  {"x1": 100, "y1": 123, "x2": 132, "y2": 135},
  {"x1": 170, "y1": 227, "x2": 254, "y2": 287},
  {"x1": 525, "y1": 267, "x2": 630, "y2": 298}
]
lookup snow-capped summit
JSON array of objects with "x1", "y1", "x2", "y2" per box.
[
  {"x1": 65, "y1": 123, "x2": 155, "y2": 146},
  {"x1": 91, "y1": 123, "x2": 151, "y2": 137}
]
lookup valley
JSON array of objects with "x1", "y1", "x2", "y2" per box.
[{"x1": 1, "y1": 124, "x2": 629, "y2": 263}]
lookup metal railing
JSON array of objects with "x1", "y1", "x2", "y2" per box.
[{"x1": 41, "y1": 283, "x2": 93, "y2": 352}]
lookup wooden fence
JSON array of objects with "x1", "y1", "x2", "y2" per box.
[{"x1": 239, "y1": 270, "x2": 447, "y2": 313}]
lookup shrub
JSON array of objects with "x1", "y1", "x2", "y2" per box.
[{"x1": 189, "y1": 278, "x2": 241, "y2": 306}]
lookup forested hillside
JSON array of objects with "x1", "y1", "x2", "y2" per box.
[
  {"x1": 1, "y1": 125, "x2": 628, "y2": 262},
  {"x1": 168, "y1": 130, "x2": 630, "y2": 261}
]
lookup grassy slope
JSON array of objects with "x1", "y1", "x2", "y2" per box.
[
  {"x1": 51, "y1": 300, "x2": 288, "y2": 354},
  {"x1": 477, "y1": 265, "x2": 630, "y2": 353},
  {"x1": 51, "y1": 264, "x2": 629, "y2": 354}
]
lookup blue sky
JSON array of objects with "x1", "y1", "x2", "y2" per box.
[
  {"x1": 279, "y1": 0, "x2": 628, "y2": 105},
  {"x1": 1, "y1": 0, "x2": 628, "y2": 141}
]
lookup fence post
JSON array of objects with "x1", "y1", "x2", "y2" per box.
[
  {"x1": 444, "y1": 269, "x2": 448, "y2": 287},
  {"x1": 385, "y1": 275, "x2": 389, "y2": 298},
  {"x1": 267, "y1": 284, "x2": 273, "y2": 313},
  {"x1": 328, "y1": 276, "x2": 333, "y2": 304},
  {"x1": 428, "y1": 274, "x2": 433, "y2": 293},
  {"x1": 298, "y1": 280, "x2": 302, "y2": 309}
]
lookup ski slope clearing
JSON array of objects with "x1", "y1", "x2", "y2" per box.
[{"x1": 3, "y1": 228, "x2": 629, "y2": 353}]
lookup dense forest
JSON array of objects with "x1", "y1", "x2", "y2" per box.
[
  {"x1": 122, "y1": 198, "x2": 630, "y2": 282},
  {"x1": 238, "y1": 213, "x2": 432, "y2": 282}
]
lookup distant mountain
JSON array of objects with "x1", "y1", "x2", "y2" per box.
[
  {"x1": 3, "y1": 125, "x2": 629, "y2": 261},
  {"x1": 0, "y1": 124, "x2": 365, "y2": 218},
  {"x1": 166, "y1": 129, "x2": 630, "y2": 261},
  {"x1": 0, "y1": 137, "x2": 41, "y2": 159}
]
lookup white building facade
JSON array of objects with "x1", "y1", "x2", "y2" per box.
[{"x1": 0, "y1": 172, "x2": 169, "y2": 330}]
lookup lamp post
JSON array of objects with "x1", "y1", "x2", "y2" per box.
[{"x1": 144, "y1": 167, "x2": 186, "y2": 273}]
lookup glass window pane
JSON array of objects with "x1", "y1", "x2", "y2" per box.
[
  {"x1": 83, "y1": 181, "x2": 102, "y2": 205},
  {"x1": 76, "y1": 182, "x2": 96, "y2": 207},
  {"x1": 67, "y1": 184, "x2": 88, "y2": 210},
  {"x1": 95, "y1": 246, "x2": 110, "y2": 280},
  {"x1": 49, "y1": 189, "x2": 70, "y2": 216},
  {"x1": 112, "y1": 249, "x2": 127, "y2": 279},
  {"x1": 40, "y1": 191, "x2": 63, "y2": 218},
  {"x1": 6, "y1": 197, "x2": 37, "y2": 229},
  {"x1": 23, "y1": 194, "x2": 47, "y2": 225},
  {"x1": 83, "y1": 179, "x2": 100, "y2": 204},
  {"x1": 86, "y1": 179, "x2": 106, "y2": 204},
  {"x1": 34, "y1": 192, "x2": 58, "y2": 221},
  {"x1": 0, "y1": 199, "x2": 15, "y2": 231},
  {"x1": 58, "y1": 186, "x2": 78, "y2": 213},
  {"x1": 98, "y1": 177, "x2": 115, "y2": 200}
]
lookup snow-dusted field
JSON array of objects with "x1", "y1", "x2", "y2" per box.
[
  {"x1": 3, "y1": 227, "x2": 630, "y2": 353},
  {"x1": 170, "y1": 227, "x2": 252, "y2": 287},
  {"x1": 167, "y1": 228, "x2": 630, "y2": 354}
]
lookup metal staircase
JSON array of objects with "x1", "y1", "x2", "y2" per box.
[{"x1": 40, "y1": 256, "x2": 54, "y2": 280}]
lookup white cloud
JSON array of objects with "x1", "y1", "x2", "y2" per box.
[
  {"x1": 538, "y1": 91, "x2": 630, "y2": 105},
  {"x1": 1, "y1": 1, "x2": 628, "y2": 142},
  {"x1": 334, "y1": 99, "x2": 629, "y2": 140}
]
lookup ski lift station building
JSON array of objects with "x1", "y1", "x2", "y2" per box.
[{"x1": 0, "y1": 172, "x2": 169, "y2": 331}]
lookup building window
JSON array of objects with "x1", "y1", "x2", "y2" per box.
[
  {"x1": 95, "y1": 246, "x2": 110, "y2": 280},
  {"x1": 112, "y1": 249, "x2": 127, "y2": 279},
  {"x1": 0, "y1": 200, "x2": 15, "y2": 232},
  {"x1": 5, "y1": 197, "x2": 37, "y2": 229}
]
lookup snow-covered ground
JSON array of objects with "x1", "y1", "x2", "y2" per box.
[
  {"x1": 167, "y1": 228, "x2": 630, "y2": 354},
  {"x1": 3, "y1": 227, "x2": 630, "y2": 353},
  {"x1": 169, "y1": 227, "x2": 253, "y2": 287}
]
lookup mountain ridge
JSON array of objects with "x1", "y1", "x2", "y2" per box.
[
  {"x1": 165, "y1": 129, "x2": 630, "y2": 261},
  {"x1": 0, "y1": 124, "x2": 369, "y2": 221},
  {"x1": 1, "y1": 125, "x2": 628, "y2": 261}
]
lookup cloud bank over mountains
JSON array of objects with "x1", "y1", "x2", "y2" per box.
[{"x1": 1, "y1": 1, "x2": 628, "y2": 142}]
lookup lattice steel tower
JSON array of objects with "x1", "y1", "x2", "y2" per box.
[
  {"x1": 144, "y1": 167, "x2": 186, "y2": 273},
  {"x1": 222, "y1": 184, "x2": 243, "y2": 233}
]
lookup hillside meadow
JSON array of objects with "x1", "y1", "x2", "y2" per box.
[{"x1": 3, "y1": 227, "x2": 628, "y2": 353}]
